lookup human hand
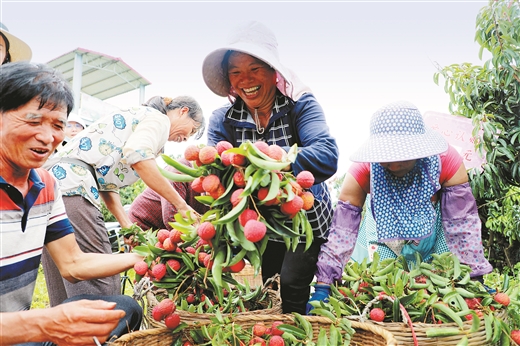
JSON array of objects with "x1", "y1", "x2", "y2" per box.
[
  {"x1": 43, "y1": 299, "x2": 125, "y2": 345},
  {"x1": 306, "y1": 284, "x2": 331, "y2": 315}
]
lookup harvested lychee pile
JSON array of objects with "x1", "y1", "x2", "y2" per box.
[{"x1": 157, "y1": 140, "x2": 316, "y2": 287}]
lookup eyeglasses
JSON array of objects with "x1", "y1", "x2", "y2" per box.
[{"x1": 66, "y1": 123, "x2": 84, "y2": 129}]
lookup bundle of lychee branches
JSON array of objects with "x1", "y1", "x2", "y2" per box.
[{"x1": 157, "y1": 140, "x2": 316, "y2": 288}]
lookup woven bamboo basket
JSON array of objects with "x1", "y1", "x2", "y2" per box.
[
  {"x1": 109, "y1": 314, "x2": 399, "y2": 345},
  {"x1": 357, "y1": 312, "x2": 505, "y2": 346},
  {"x1": 139, "y1": 275, "x2": 282, "y2": 329},
  {"x1": 232, "y1": 262, "x2": 263, "y2": 287}
]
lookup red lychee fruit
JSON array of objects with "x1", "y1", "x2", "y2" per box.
[
  {"x1": 191, "y1": 176, "x2": 205, "y2": 193},
  {"x1": 221, "y1": 151, "x2": 233, "y2": 166},
  {"x1": 197, "y1": 222, "x2": 216, "y2": 241},
  {"x1": 267, "y1": 144, "x2": 285, "y2": 161},
  {"x1": 133, "y1": 261, "x2": 148, "y2": 276},
  {"x1": 296, "y1": 170, "x2": 315, "y2": 189},
  {"x1": 252, "y1": 323, "x2": 267, "y2": 337},
  {"x1": 185, "y1": 246, "x2": 196, "y2": 254},
  {"x1": 239, "y1": 208, "x2": 258, "y2": 227},
  {"x1": 289, "y1": 181, "x2": 303, "y2": 196},
  {"x1": 151, "y1": 305, "x2": 164, "y2": 321},
  {"x1": 164, "y1": 312, "x2": 181, "y2": 329},
  {"x1": 209, "y1": 183, "x2": 225, "y2": 200},
  {"x1": 199, "y1": 146, "x2": 218, "y2": 165},
  {"x1": 167, "y1": 259, "x2": 181, "y2": 272},
  {"x1": 155, "y1": 241, "x2": 164, "y2": 249},
  {"x1": 162, "y1": 238, "x2": 177, "y2": 252},
  {"x1": 280, "y1": 195, "x2": 304, "y2": 215},
  {"x1": 157, "y1": 229, "x2": 170, "y2": 243},
  {"x1": 216, "y1": 140, "x2": 233, "y2": 155},
  {"x1": 202, "y1": 174, "x2": 220, "y2": 193},
  {"x1": 186, "y1": 293, "x2": 196, "y2": 304},
  {"x1": 300, "y1": 191, "x2": 314, "y2": 210},
  {"x1": 197, "y1": 252, "x2": 209, "y2": 265},
  {"x1": 157, "y1": 298, "x2": 175, "y2": 317},
  {"x1": 268, "y1": 335, "x2": 285, "y2": 346},
  {"x1": 257, "y1": 187, "x2": 279, "y2": 206},
  {"x1": 254, "y1": 141, "x2": 270, "y2": 155},
  {"x1": 464, "y1": 297, "x2": 482, "y2": 310},
  {"x1": 228, "y1": 259, "x2": 246, "y2": 273},
  {"x1": 169, "y1": 230, "x2": 182, "y2": 244},
  {"x1": 233, "y1": 170, "x2": 246, "y2": 187},
  {"x1": 231, "y1": 188, "x2": 245, "y2": 207},
  {"x1": 152, "y1": 263, "x2": 167, "y2": 280},
  {"x1": 203, "y1": 255, "x2": 214, "y2": 269},
  {"x1": 369, "y1": 308, "x2": 385, "y2": 322},
  {"x1": 231, "y1": 153, "x2": 247, "y2": 166},
  {"x1": 270, "y1": 321, "x2": 284, "y2": 336},
  {"x1": 184, "y1": 145, "x2": 200, "y2": 161},
  {"x1": 494, "y1": 292, "x2": 510, "y2": 306},
  {"x1": 511, "y1": 330, "x2": 520, "y2": 345},
  {"x1": 249, "y1": 337, "x2": 266, "y2": 346},
  {"x1": 244, "y1": 220, "x2": 267, "y2": 243}
]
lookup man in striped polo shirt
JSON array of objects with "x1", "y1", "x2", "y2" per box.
[{"x1": 0, "y1": 62, "x2": 143, "y2": 345}]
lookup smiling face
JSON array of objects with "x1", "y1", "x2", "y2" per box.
[
  {"x1": 0, "y1": 98, "x2": 67, "y2": 176},
  {"x1": 227, "y1": 52, "x2": 277, "y2": 114},
  {"x1": 166, "y1": 106, "x2": 199, "y2": 143},
  {"x1": 378, "y1": 160, "x2": 417, "y2": 177},
  {"x1": 64, "y1": 120, "x2": 84, "y2": 138}
]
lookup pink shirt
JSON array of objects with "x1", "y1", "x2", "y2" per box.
[{"x1": 349, "y1": 145, "x2": 463, "y2": 194}]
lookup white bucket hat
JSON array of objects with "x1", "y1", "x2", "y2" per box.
[
  {"x1": 0, "y1": 22, "x2": 32, "y2": 63},
  {"x1": 67, "y1": 112, "x2": 87, "y2": 129},
  {"x1": 350, "y1": 101, "x2": 448, "y2": 163},
  {"x1": 202, "y1": 21, "x2": 310, "y2": 101}
]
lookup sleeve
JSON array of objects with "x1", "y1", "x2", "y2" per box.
[
  {"x1": 440, "y1": 182, "x2": 493, "y2": 276},
  {"x1": 348, "y1": 162, "x2": 371, "y2": 193},
  {"x1": 288, "y1": 94, "x2": 339, "y2": 184},
  {"x1": 315, "y1": 200, "x2": 363, "y2": 284},
  {"x1": 44, "y1": 177, "x2": 74, "y2": 244},
  {"x1": 207, "y1": 105, "x2": 235, "y2": 146},
  {"x1": 439, "y1": 144, "x2": 464, "y2": 184},
  {"x1": 122, "y1": 110, "x2": 170, "y2": 166}
]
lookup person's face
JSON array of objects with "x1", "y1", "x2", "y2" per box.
[
  {"x1": 378, "y1": 160, "x2": 417, "y2": 177},
  {"x1": 0, "y1": 34, "x2": 7, "y2": 64},
  {"x1": 167, "y1": 107, "x2": 198, "y2": 142},
  {"x1": 64, "y1": 121, "x2": 84, "y2": 138},
  {"x1": 0, "y1": 98, "x2": 67, "y2": 173},
  {"x1": 227, "y1": 52, "x2": 277, "y2": 111}
]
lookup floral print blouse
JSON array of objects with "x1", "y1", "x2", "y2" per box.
[{"x1": 49, "y1": 106, "x2": 170, "y2": 210}]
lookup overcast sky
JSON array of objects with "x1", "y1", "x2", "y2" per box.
[{"x1": 2, "y1": 0, "x2": 490, "y2": 174}]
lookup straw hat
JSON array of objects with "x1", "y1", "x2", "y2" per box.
[
  {"x1": 202, "y1": 21, "x2": 310, "y2": 101},
  {"x1": 350, "y1": 101, "x2": 448, "y2": 163},
  {"x1": 0, "y1": 22, "x2": 32, "y2": 63}
]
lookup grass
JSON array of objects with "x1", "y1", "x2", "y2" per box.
[{"x1": 31, "y1": 264, "x2": 136, "y2": 309}]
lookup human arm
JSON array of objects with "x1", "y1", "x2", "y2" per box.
[
  {"x1": 100, "y1": 190, "x2": 134, "y2": 229},
  {"x1": 440, "y1": 162, "x2": 493, "y2": 276},
  {"x1": 286, "y1": 94, "x2": 339, "y2": 183},
  {"x1": 45, "y1": 233, "x2": 142, "y2": 283},
  {"x1": 131, "y1": 158, "x2": 195, "y2": 219},
  {"x1": 0, "y1": 299, "x2": 124, "y2": 345}
]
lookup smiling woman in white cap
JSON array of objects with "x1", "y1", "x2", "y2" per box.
[
  {"x1": 0, "y1": 22, "x2": 32, "y2": 64},
  {"x1": 202, "y1": 21, "x2": 339, "y2": 315},
  {"x1": 307, "y1": 101, "x2": 493, "y2": 313}
]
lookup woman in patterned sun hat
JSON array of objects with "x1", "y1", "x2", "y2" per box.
[{"x1": 307, "y1": 101, "x2": 492, "y2": 313}]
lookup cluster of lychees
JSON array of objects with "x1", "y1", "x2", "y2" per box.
[
  {"x1": 247, "y1": 321, "x2": 286, "y2": 346},
  {"x1": 150, "y1": 297, "x2": 181, "y2": 329}
]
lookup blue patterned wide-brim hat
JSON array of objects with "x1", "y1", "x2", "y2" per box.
[{"x1": 350, "y1": 101, "x2": 448, "y2": 163}]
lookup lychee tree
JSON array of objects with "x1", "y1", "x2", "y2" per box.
[{"x1": 434, "y1": 0, "x2": 520, "y2": 269}]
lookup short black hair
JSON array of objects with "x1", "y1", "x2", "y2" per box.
[{"x1": 0, "y1": 61, "x2": 74, "y2": 115}]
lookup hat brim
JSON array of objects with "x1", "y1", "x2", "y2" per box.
[
  {"x1": 349, "y1": 128, "x2": 448, "y2": 163},
  {"x1": 202, "y1": 42, "x2": 288, "y2": 97},
  {"x1": 0, "y1": 29, "x2": 32, "y2": 62}
]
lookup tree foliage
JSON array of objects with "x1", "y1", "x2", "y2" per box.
[{"x1": 434, "y1": 0, "x2": 520, "y2": 269}]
